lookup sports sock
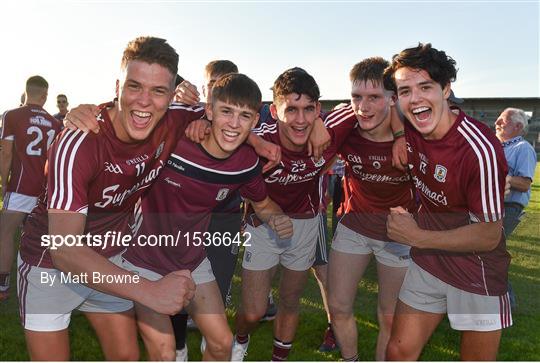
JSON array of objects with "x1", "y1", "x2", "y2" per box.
[
  {"x1": 170, "y1": 313, "x2": 188, "y2": 349},
  {"x1": 342, "y1": 353, "x2": 359, "y2": 361},
  {"x1": 236, "y1": 334, "x2": 249, "y2": 345},
  {"x1": 0, "y1": 273, "x2": 10, "y2": 291},
  {"x1": 271, "y1": 337, "x2": 292, "y2": 361}
]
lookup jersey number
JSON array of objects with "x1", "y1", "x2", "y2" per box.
[
  {"x1": 135, "y1": 162, "x2": 146, "y2": 176},
  {"x1": 26, "y1": 127, "x2": 55, "y2": 156}
]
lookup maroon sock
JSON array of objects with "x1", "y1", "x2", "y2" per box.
[
  {"x1": 272, "y1": 337, "x2": 292, "y2": 361},
  {"x1": 342, "y1": 353, "x2": 359, "y2": 361},
  {"x1": 236, "y1": 334, "x2": 249, "y2": 345}
]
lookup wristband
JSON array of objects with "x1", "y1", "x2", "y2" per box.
[{"x1": 393, "y1": 130, "x2": 405, "y2": 139}]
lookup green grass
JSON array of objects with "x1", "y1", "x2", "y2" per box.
[{"x1": 1, "y1": 165, "x2": 539, "y2": 360}]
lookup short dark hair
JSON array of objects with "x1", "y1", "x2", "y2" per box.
[
  {"x1": 25, "y1": 75, "x2": 48, "y2": 97},
  {"x1": 121, "y1": 36, "x2": 178, "y2": 78},
  {"x1": 272, "y1": 67, "x2": 320, "y2": 103},
  {"x1": 211, "y1": 73, "x2": 261, "y2": 112},
  {"x1": 349, "y1": 57, "x2": 393, "y2": 92},
  {"x1": 57, "y1": 94, "x2": 67, "y2": 101},
  {"x1": 26, "y1": 75, "x2": 48, "y2": 90},
  {"x1": 205, "y1": 60, "x2": 239, "y2": 79},
  {"x1": 385, "y1": 43, "x2": 457, "y2": 91}
]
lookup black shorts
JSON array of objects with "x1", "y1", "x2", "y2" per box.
[{"x1": 206, "y1": 211, "x2": 242, "y2": 305}]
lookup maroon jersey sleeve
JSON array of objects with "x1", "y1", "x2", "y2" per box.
[
  {"x1": 324, "y1": 105, "x2": 357, "y2": 149},
  {"x1": 460, "y1": 132, "x2": 507, "y2": 223},
  {"x1": 47, "y1": 129, "x2": 98, "y2": 214},
  {"x1": 239, "y1": 173, "x2": 267, "y2": 203},
  {"x1": 167, "y1": 103, "x2": 205, "y2": 139}
]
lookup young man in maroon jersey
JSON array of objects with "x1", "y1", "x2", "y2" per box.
[
  {"x1": 231, "y1": 67, "x2": 354, "y2": 361},
  {"x1": 174, "y1": 60, "x2": 334, "y2": 354},
  {"x1": 324, "y1": 57, "x2": 415, "y2": 361},
  {"x1": 0, "y1": 75, "x2": 62, "y2": 301},
  {"x1": 384, "y1": 43, "x2": 511, "y2": 360},
  {"x1": 17, "y1": 36, "x2": 199, "y2": 360},
  {"x1": 120, "y1": 73, "x2": 293, "y2": 361}
]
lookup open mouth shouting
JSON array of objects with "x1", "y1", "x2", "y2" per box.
[
  {"x1": 412, "y1": 106, "x2": 432, "y2": 122},
  {"x1": 130, "y1": 110, "x2": 152, "y2": 129}
]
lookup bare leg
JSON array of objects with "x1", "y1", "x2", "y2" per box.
[
  {"x1": 386, "y1": 300, "x2": 444, "y2": 361},
  {"x1": 24, "y1": 329, "x2": 70, "y2": 361},
  {"x1": 134, "y1": 303, "x2": 176, "y2": 361},
  {"x1": 235, "y1": 266, "x2": 277, "y2": 336},
  {"x1": 273, "y1": 266, "x2": 310, "y2": 343},
  {"x1": 327, "y1": 249, "x2": 371, "y2": 359},
  {"x1": 375, "y1": 262, "x2": 407, "y2": 361},
  {"x1": 460, "y1": 330, "x2": 502, "y2": 361},
  {"x1": 84, "y1": 310, "x2": 139, "y2": 361},
  {"x1": 189, "y1": 280, "x2": 233, "y2": 361}
]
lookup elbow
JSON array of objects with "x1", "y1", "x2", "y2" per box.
[
  {"x1": 49, "y1": 247, "x2": 71, "y2": 270},
  {"x1": 478, "y1": 230, "x2": 502, "y2": 252}
]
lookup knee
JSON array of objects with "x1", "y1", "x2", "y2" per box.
[
  {"x1": 109, "y1": 348, "x2": 140, "y2": 361},
  {"x1": 206, "y1": 332, "x2": 233, "y2": 357},
  {"x1": 329, "y1": 299, "x2": 352, "y2": 321},
  {"x1": 243, "y1": 311, "x2": 264, "y2": 324},
  {"x1": 159, "y1": 350, "x2": 177, "y2": 362},
  {"x1": 146, "y1": 343, "x2": 175, "y2": 362},
  {"x1": 386, "y1": 338, "x2": 413, "y2": 361}
]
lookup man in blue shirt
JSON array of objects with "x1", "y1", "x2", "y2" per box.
[
  {"x1": 495, "y1": 107, "x2": 537, "y2": 307},
  {"x1": 495, "y1": 108, "x2": 537, "y2": 235}
]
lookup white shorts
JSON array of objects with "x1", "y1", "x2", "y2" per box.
[
  {"x1": 399, "y1": 261, "x2": 513, "y2": 331},
  {"x1": 3, "y1": 192, "x2": 38, "y2": 213},
  {"x1": 122, "y1": 256, "x2": 215, "y2": 285},
  {"x1": 242, "y1": 216, "x2": 318, "y2": 271},
  {"x1": 331, "y1": 223, "x2": 410, "y2": 268},
  {"x1": 17, "y1": 253, "x2": 134, "y2": 332}
]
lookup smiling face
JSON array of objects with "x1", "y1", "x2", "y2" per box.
[
  {"x1": 204, "y1": 100, "x2": 259, "y2": 158},
  {"x1": 351, "y1": 80, "x2": 394, "y2": 134},
  {"x1": 495, "y1": 109, "x2": 523, "y2": 142},
  {"x1": 394, "y1": 67, "x2": 455, "y2": 140},
  {"x1": 114, "y1": 60, "x2": 175, "y2": 143},
  {"x1": 271, "y1": 93, "x2": 321, "y2": 152}
]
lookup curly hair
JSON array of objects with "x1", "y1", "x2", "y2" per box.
[{"x1": 385, "y1": 43, "x2": 457, "y2": 91}]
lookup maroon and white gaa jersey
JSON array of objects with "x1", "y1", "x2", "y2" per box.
[
  {"x1": 250, "y1": 120, "x2": 353, "y2": 217},
  {"x1": 123, "y1": 136, "x2": 266, "y2": 275},
  {"x1": 405, "y1": 110, "x2": 510, "y2": 295},
  {"x1": 0, "y1": 105, "x2": 62, "y2": 196},
  {"x1": 20, "y1": 102, "x2": 204, "y2": 268},
  {"x1": 325, "y1": 105, "x2": 416, "y2": 241}
]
